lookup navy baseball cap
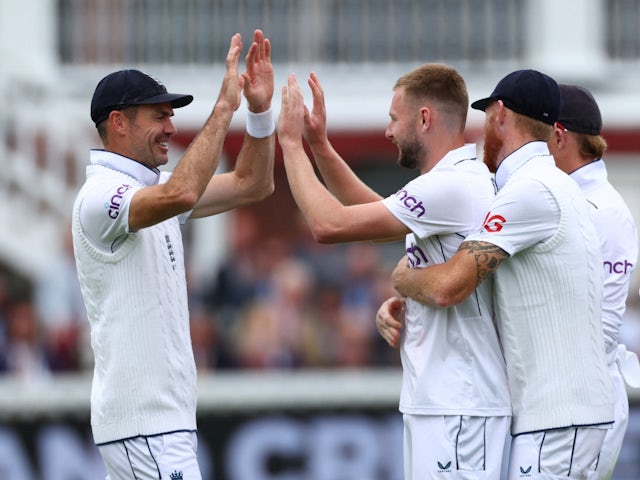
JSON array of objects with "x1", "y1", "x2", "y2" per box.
[
  {"x1": 471, "y1": 69, "x2": 562, "y2": 125},
  {"x1": 90, "y1": 69, "x2": 193, "y2": 127},
  {"x1": 557, "y1": 84, "x2": 602, "y2": 135}
]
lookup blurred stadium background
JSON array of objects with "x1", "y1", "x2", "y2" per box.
[{"x1": 0, "y1": 0, "x2": 639, "y2": 478}]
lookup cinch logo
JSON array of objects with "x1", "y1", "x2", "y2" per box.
[
  {"x1": 482, "y1": 211, "x2": 506, "y2": 232},
  {"x1": 406, "y1": 243, "x2": 429, "y2": 268},
  {"x1": 394, "y1": 189, "x2": 426, "y2": 218},
  {"x1": 604, "y1": 259, "x2": 634, "y2": 275},
  {"x1": 437, "y1": 460, "x2": 452, "y2": 472},
  {"x1": 105, "y1": 184, "x2": 132, "y2": 219}
]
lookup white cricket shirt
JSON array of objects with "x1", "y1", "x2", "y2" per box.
[
  {"x1": 467, "y1": 141, "x2": 614, "y2": 434},
  {"x1": 382, "y1": 144, "x2": 511, "y2": 416},
  {"x1": 72, "y1": 150, "x2": 197, "y2": 444},
  {"x1": 570, "y1": 159, "x2": 638, "y2": 360}
]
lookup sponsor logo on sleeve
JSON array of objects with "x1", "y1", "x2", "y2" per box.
[
  {"x1": 104, "y1": 184, "x2": 132, "y2": 219},
  {"x1": 394, "y1": 189, "x2": 426, "y2": 218},
  {"x1": 603, "y1": 259, "x2": 634, "y2": 275}
]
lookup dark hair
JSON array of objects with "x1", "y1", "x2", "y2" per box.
[{"x1": 96, "y1": 106, "x2": 139, "y2": 143}]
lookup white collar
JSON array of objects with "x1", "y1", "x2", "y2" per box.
[
  {"x1": 431, "y1": 143, "x2": 478, "y2": 171},
  {"x1": 494, "y1": 141, "x2": 552, "y2": 190},
  {"x1": 568, "y1": 159, "x2": 607, "y2": 193},
  {"x1": 90, "y1": 149, "x2": 161, "y2": 186}
]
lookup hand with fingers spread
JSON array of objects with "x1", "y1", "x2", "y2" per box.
[
  {"x1": 303, "y1": 72, "x2": 329, "y2": 148},
  {"x1": 216, "y1": 32, "x2": 244, "y2": 113},
  {"x1": 277, "y1": 73, "x2": 306, "y2": 149},
  {"x1": 242, "y1": 29, "x2": 274, "y2": 113},
  {"x1": 376, "y1": 297, "x2": 405, "y2": 348}
]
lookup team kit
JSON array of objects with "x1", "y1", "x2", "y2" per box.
[{"x1": 71, "y1": 30, "x2": 639, "y2": 480}]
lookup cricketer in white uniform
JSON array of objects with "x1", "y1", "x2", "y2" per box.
[
  {"x1": 382, "y1": 144, "x2": 512, "y2": 479},
  {"x1": 549, "y1": 84, "x2": 640, "y2": 479},
  {"x1": 387, "y1": 70, "x2": 615, "y2": 479},
  {"x1": 278, "y1": 65, "x2": 511, "y2": 480},
  {"x1": 73, "y1": 30, "x2": 276, "y2": 480}
]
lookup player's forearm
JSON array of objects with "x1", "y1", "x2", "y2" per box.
[
  {"x1": 392, "y1": 255, "x2": 478, "y2": 308},
  {"x1": 168, "y1": 101, "x2": 236, "y2": 203},
  {"x1": 310, "y1": 140, "x2": 381, "y2": 205},
  {"x1": 231, "y1": 132, "x2": 276, "y2": 202},
  {"x1": 282, "y1": 143, "x2": 344, "y2": 243}
]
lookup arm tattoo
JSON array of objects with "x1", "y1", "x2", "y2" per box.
[{"x1": 459, "y1": 240, "x2": 509, "y2": 286}]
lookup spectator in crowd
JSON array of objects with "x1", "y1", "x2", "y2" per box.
[{"x1": 34, "y1": 221, "x2": 88, "y2": 371}]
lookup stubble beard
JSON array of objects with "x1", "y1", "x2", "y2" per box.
[{"x1": 396, "y1": 135, "x2": 422, "y2": 170}]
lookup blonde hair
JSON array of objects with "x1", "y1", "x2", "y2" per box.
[
  {"x1": 513, "y1": 111, "x2": 553, "y2": 142},
  {"x1": 394, "y1": 63, "x2": 469, "y2": 132},
  {"x1": 574, "y1": 132, "x2": 608, "y2": 160}
]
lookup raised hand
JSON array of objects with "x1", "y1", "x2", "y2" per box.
[
  {"x1": 216, "y1": 33, "x2": 244, "y2": 112},
  {"x1": 242, "y1": 29, "x2": 274, "y2": 113},
  {"x1": 303, "y1": 72, "x2": 329, "y2": 147},
  {"x1": 277, "y1": 73, "x2": 306, "y2": 148}
]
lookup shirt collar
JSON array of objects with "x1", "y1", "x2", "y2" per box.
[
  {"x1": 568, "y1": 159, "x2": 607, "y2": 193},
  {"x1": 90, "y1": 149, "x2": 161, "y2": 186},
  {"x1": 494, "y1": 141, "x2": 552, "y2": 190},
  {"x1": 432, "y1": 143, "x2": 478, "y2": 171}
]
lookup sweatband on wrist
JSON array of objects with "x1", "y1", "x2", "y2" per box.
[{"x1": 246, "y1": 107, "x2": 275, "y2": 138}]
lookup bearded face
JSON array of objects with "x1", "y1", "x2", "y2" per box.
[
  {"x1": 482, "y1": 107, "x2": 503, "y2": 173},
  {"x1": 386, "y1": 88, "x2": 424, "y2": 171},
  {"x1": 396, "y1": 128, "x2": 423, "y2": 170}
]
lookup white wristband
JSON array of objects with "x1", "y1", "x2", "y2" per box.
[{"x1": 246, "y1": 107, "x2": 275, "y2": 138}]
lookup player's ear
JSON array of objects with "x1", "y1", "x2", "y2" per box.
[
  {"x1": 109, "y1": 110, "x2": 128, "y2": 135},
  {"x1": 419, "y1": 106, "x2": 431, "y2": 132}
]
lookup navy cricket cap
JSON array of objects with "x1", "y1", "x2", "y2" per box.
[
  {"x1": 471, "y1": 69, "x2": 562, "y2": 125},
  {"x1": 90, "y1": 69, "x2": 193, "y2": 127},
  {"x1": 557, "y1": 84, "x2": 602, "y2": 135}
]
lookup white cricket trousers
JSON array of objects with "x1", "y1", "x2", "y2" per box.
[
  {"x1": 508, "y1": 426, "x2": 608, "y2": 479},
  {"x1": 588, "y1": 365, "x2": 628, "y2": 479},
  {"x1": 403, "y1": 414, "x2": 511, "y2": 479},
  {"x1": 98, "y1": 431, "x2": 202, "y2": 480}
]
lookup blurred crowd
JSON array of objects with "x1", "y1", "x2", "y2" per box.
[
  {"x1": 0, "y1": 209, "x2": 403, "y2": 379},
  {"x1": 2, "y1": 206, "x2": 640, "y2": 379}
]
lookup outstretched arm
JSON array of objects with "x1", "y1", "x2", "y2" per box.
[
  {"x1": 129, "y1": 33, "x2": 244, "y2": 229},
  {"x1": 278, "y1": 73, "x2": 409, "y2": 244},
  {"x1": 303, "y1": 72, "x2": 382, "y2": 205},
  {"x1": 191, "y1": 29, "x2": 276, "y2": 218},
  {"x1": 393, "y1": 240, "x2": 509, "y2": 307}
]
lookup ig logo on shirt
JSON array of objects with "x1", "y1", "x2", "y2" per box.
[{"x1": 482, "y1": 212, "x2": 506, "y2": 232}]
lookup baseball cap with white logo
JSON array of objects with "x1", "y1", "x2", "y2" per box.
[{"x1": 471, "y1": 69, "x2": 562, "y2": 126}]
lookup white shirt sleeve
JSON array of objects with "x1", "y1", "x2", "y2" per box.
[
  {"x1": 382, "y1": 170, "x2": 474, "y2": 238},
  {"x1": 467, "y1": 176, "x2": 560, "y2": 255},
  {"x1": 78, "y1": 180, "x2": 139, "y2": 252}
]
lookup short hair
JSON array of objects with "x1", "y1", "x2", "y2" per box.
[
  {"x1": 513, "y1": 111, "x2": 553, "y2": 142},
  {"x1": 574, "y1": 132, "x2": 608, "y2": 160},
  {"x1": 96, "y1": 106, "x2": 139, "y2": 143},
  {"x1": 394, "y1": 63, "x2": 469, "y2": 132}
]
